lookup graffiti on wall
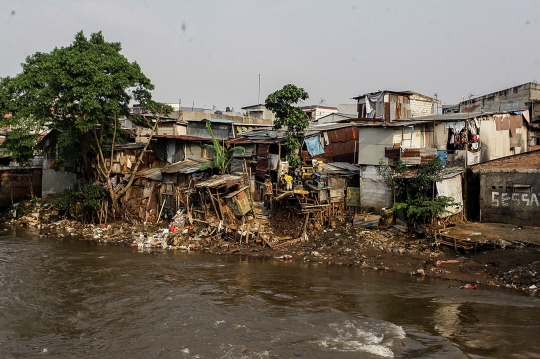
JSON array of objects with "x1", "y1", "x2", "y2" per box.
[{"x1": 491, "y1": 192, "x2": 540, "y2": 207}]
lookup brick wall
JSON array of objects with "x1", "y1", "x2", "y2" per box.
[
  {"x1": 410, "y1": 98, "x2": 434, "y2": 117},
  {"x1": 472, "y1": 150, "x2": 540, "y2": 171}
]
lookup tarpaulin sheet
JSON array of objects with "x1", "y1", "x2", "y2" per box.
[
  {"x1": 305, "y1": 136, "x2": 325, "y2": 157},
  {"x1": 436, "y1": 175, "x2": 463, "y2": 218},
  {"x1": 268, "y1": 154, "x2": 279, "y2": 170}
]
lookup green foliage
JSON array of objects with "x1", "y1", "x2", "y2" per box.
[
  {"x1": 55, "y1": 182, "x2": 106, "y2": 222},
  {"x1": 287, "y1": 154, "x2": 302, "y2": 168},
  {"x1": 0, "y1": 30, "x2": 155, "y2": 172},
  {"x1": 199, "y1": 121, "x2": 245, "y2": 174},
  {"x1": 265, "y1": 84, "x2": 309, "y2": 155},
  {"x1": 0, "y1": 128, "x2": 38, "y2": 165},
  {"x1": 376, "y1": 157, "x2": 456, "y2": 223}
]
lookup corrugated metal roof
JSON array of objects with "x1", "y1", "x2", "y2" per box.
[
  {"x1": 115, "y1": 142, "x2": 146, "y2": 150},
  {"x1": 203, "y1": 118, "x2": 234, "y2": 124},
  {"x1": 325, "y1": 162, "x2": 360, "y2": 172},
  {"x1": 160, "y1": 159, "x2": 206, "y2": 174},
  {"x1": 231, "y1": 128, "x2": 286, "y2": 142},
  {"x1": 153, "y1": 134, "x2": 212, "y2": 142},
  {"x1": 135, "y1": 167, "x2": 163, "y2": 181},
  {"x1": 440, "y1": 168, "x2": 465, "y2": 179},
  {"x1": 195, "y1": 174, "x2": 243, "y2": 188}
]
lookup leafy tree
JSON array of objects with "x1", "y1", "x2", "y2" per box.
[
  {"x1": 0, "y1": 31, "x2": 171, "y2": 218},
  {"x1": 0, "y1": 31, "x2": 154, "y2": 178},
  {"x1": 55, "y1": 182, "x2": 106, "y2": 223},
  {"x1": 265, "y1": 84, "x2": 309, "y2": 167},
  {"x1": 377, "y1": 157, "x2": 455, "y2": 223},
  {"x1": 199, "y1": 121, "x2": 245, "y2": 174}
]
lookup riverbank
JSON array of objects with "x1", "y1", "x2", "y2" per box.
[{"x1": 5, "y1": 198, "x2": 540, "y2": 296}]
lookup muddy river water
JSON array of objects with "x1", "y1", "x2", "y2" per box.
[{"x1": 1, "y1": 226, "x2": 539, "y2": 358}]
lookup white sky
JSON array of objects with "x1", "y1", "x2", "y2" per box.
[{"x1": 1, "y1": 0, "x2": 539, "y2": 111}]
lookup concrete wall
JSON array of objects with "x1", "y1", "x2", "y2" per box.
[
  {"x1": 358, "y1": 127, "x2": 394, "y2": 165},
  {"x1": 42, "y1": 169, "x2": 77, "y2": 196},
  {"x1": 360, "y1": 165, "x2": 392, "y2": 212},
  {"x1": 181, "y1": 110, "x2": 274, "y2": 125},
  {"x1": 338, "y1": 104, "x2": 357, "y2": 116},
  {"x1": 479, "y1": 170, "x2": 540, "y2": 225},
  {"x1": 312, "y1": 107, "x2": 338, "y2": 121},
  {"x1": 460, "y1": 82, "x2": 540, "y2": 114},
  {"x1": 392, "y1": 124, "x2": 431, "y2": 149}
]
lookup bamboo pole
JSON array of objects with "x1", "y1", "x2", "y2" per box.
[{"x1": 206, "y1": 187, "x2": 221, "y2": 220}]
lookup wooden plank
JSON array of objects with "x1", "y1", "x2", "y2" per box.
[{"x1": 272, "y1": 237, "x2": 301, "y2": 249}]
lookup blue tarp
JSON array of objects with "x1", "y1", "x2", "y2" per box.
[
  {"x1": 305, "y1": 136, "x2": 325, "y2": 157},
  {"x1": 437, "y1": 150, "x2": 449, "y2": 167}
]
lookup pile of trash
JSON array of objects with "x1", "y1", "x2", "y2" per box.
[{"x1": 497, "y1": 261, "x2": 540, "y2": 292}]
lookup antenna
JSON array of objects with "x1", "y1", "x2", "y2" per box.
[{"x1": 258, "y1": 73, "x2": 261, "y2": 105}]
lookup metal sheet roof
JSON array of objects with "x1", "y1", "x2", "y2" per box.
[
  {"x1": 153, "y1": 135, "x2": 212, "y2": 142},
  {"x1": 115, "y1": 142, "x2": 146, "y2": 150},
  {"x1": 160, "y1": 159, "x2": 206, "y2": 174},
  {"x1": 135, "y1": 167, "x2": 163, "y2": 181},
  {"x1": 325, "y1": 162, "x2": 360, "y2": 172},
  {"x1": 203, "y1": 118, "x2": 234, "y2": 124},
  {"x1": 195, "y1": 174, "x2": 244, "y2": 188},
  {"x1": 440, "y1": 168, "x2": 465, "y2": 179}
]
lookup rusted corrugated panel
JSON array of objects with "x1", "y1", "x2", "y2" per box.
[
  {"x1": 403, "y1": 148, "x2": 421, "y2": 157},
  {"x1": 331, "y1": 143, "x2": 342, "y2": 162},
  {"x1": 495, "y1": 116, "x2": 502, "y2": 131},
  {"x1": 257, "y1": 144, "x2": 269, "y2": 156},
  {"x1": 351, "y1": 127, "x2": 358, "y2": 140},
  {"x1": 338, "y1": 129, "x2": 347, "y2": 142},
  {"x1": 420, "y1": 155, "x2": 437, "y2": 164},
  {"x1": 502, "y1": 116, "x2": 510, "y2": 130},
  {"x1": 385, "y1": 147, "x2": 400, "y2": 159},
  {"x1": 396, "y1": 102, "x2": 401, "y2": 119},
  {"x1": 384, "y1": 102, "x2": 390, "y2": 122},
  {"x1": 344, "y1": 127, "x2": 356, "y2": 141},
  {"x1": 315, "y1": 149, "x2": 334, "y2": 162},
  {"x1": 515, "y1": 114, "x2": 523, "y2": 128},
  {"x1": 256, "y1": 157, "x2": 268, "y2": 171},
  {"x1": 328, "y1": 129, "x2": 340, "y2": 143}
]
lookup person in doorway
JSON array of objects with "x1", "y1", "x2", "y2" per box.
[{"x1": 284, "y1": 172, "x2": 293, "y2": 191}]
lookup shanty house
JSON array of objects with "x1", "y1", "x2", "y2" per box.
[
  {"x1": 468, "y1": 149, "x2": 540, "y2": 226},
  {"x1": 353, "y1": 90, "x2": 441, "y2": 122},
  {"x1": 351, "y1": 120, "x2": 438, "y2": 213},
  {"x1": 414, "y1": 111, "x2": 531, "y2": 166}
]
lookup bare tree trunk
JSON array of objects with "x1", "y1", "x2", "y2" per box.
[{"x1": 94, "y1": 105, "x2": 165, "y2": 221}]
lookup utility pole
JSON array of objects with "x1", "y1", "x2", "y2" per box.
[{"x1": 258, "y1": 73, "x2": 261, "y2": 105}]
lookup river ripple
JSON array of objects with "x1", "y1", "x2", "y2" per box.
[{"x1": 1, "y1": 226, "x2": 539, "y2": 358}]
